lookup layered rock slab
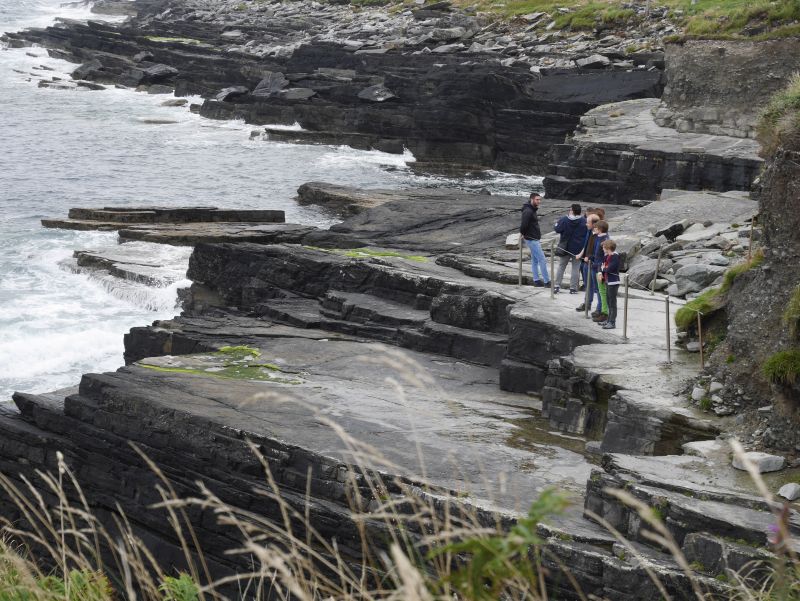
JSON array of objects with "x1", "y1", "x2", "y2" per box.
[{"x1": 543, "y1": 98, "x2": 763, "y2": 203}]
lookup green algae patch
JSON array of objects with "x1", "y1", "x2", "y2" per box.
[
  {"x1": 144, "y1": 36, "x2": 208, "y2": 46},
  {"x1": 303, "y1": 245, "x2": 427, "y2": 262},
  {"x1": 136, "y1": 346, "x2": 302, "y2": 384},
  {"x1": 218, "y1": 345, "x2": 261, "y2": 360}
]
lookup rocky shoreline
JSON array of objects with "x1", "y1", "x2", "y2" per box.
[
  {"x1": 3, "y1": 178, "x2": 794, "y2": 597},
  {"x1": 3, "y1": 0, "x2": 800, "y2": 597}
]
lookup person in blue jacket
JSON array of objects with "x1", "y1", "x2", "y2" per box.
[
  {"x1": 552, "y1": 203, "x2": 586, "y2": 294},
  {"x1": 599, "y1": 239, "x2": 621, "y2": 329},
  {"x1": 520, "y1": 193, "x2": 550, "y2": 287}
]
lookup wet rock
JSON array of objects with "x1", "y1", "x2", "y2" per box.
[
  {"x1": 252, "y1": 72, "x2": 288, "y2": 98},
  {"x1": 731, "y1": 452, "x2": 785, "y2": 473},
  {"x1": 215, "y1": 86, "x2": 250, "y2": 102},
  {"x1": 161, "y1": 98, "x2": 188, "y2": 107},
  {"x1": 141, "y1": 63, "x2": 179, "y2": 83},
  {"x1": 133, "y1": 51, "x2": 153, "y2": 63},
  {"x1": 357, "y1": 84, "x2": 396, "y2": 102},
  {"x1": 72, "y1": 59, "x2": 103, "y2": 80}
]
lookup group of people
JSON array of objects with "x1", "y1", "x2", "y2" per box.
[{"x1": 519, "y1": 193, "x2": 620, "y2": 330}]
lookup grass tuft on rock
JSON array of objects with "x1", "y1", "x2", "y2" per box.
[
  {"x1": 784, "y1": 284, "x2": 800, "y2": 339},
  {"x1": 762, "y1": 349, "x2": 800, "y2": 385},
  {"x1": 719, "y1": 248, "x2": 764, "y2": 294},
  {"x1": 758, "y1": 72, "x2": 800, "y2": 155},
  {"x1": 675, "y1": 287, "x2": 723, "y2": 330}
]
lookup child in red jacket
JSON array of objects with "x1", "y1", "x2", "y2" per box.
[{"x1": 599, "y1": 239, "x2": 621, "y2": 329}]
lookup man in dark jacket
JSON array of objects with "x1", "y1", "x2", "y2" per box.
[
  {"x1": 575, "y1": 212, "x2": 599, "y2": 311},
  {"x1": 552, "y1": 203, "x2": 585, "y2": 294},
  {"x1": 520, "y1": 193, "x2": 549, "y2": 287}
]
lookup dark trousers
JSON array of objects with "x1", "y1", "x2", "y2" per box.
[{"x1": 607, "y1": 284, "x2": 619, "y2": 323}]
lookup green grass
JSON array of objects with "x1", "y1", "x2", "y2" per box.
[
  {"x1": 698, "y1": 396, "x2": 712, "y2": 411},
  {"x1": 675, "y1": 287, "x2": 723, "y2": 330},
  {"x1": 762, "y1": 349, "x2": 800, "y2": 385},
  {"x1": 553, "y1": 4, "x2": 634, "y2": 30},
  {"x1": 681, "y1": 0, "x2": 800, "y2": 36},
  {"x1": 784, "y1": 284, "x2": 800, "y2": 339},
  {"x1": 720, "y1": 249, "x2": 764, "y2": 294},
  {"x1": 445, "y1": 0, "x2": 800, "y2": 38},
  {"x1": 758, "y1": 73, "x2": 800, "y2": 155}
]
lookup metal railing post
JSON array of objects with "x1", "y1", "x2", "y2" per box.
[
  {"x1": 584, "y1": 262, "x2": 591, "y2": 319},
  {"x1": 651, "y1": 247, "x2": 663, "y2": 296},
  {"x1": 665, "y1": 296, "x2": 672, "y2": 364},
  {"x1": 622, "y1": 274, "x2": 630, "y2": 341},
  {"x1": 550, "y1": 240, "x2": 556, "y2": 300},
  {"x1": 697, "y1": 311, "x2": 705, "y2": 370}
]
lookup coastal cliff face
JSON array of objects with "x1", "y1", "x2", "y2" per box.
[
  {"x1": 655, "y1": 39, "x2": 800, "y2": 139},
  {"x1": 721, "y1": 139, "x2": 800, "y2": 447}
]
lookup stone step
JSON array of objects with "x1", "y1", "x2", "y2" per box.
[
  {"x1": 586, "y1": 454, "x2": 800, "y2": 555},
  {"x1": 400, "y1": 321, "x2": 507, "y2": 368},
  {"x1": 254, "y1": 298, "x2": 325, "y2": 329},
  {"x1": 320, "y1": 290, "x2": 429, "y2": 327}
]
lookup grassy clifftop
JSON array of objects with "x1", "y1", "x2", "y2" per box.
[{"x1": 436, "y1": 0, "x2": 800, "y2": 40}]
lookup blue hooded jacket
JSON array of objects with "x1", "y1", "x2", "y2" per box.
[{"x1": 554, "y1": 215, "x2": 587, "y2": 256}]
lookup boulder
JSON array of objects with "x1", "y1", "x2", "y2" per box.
[
  {"x1": 252, "y1": 72, "x2": 288, "y2": 98},
  {"x1": 639, "y1": 235, "x2": 668, "y2": 256},
  {"x1": 702, "y1": 253, "x2": 730, "y2": 266},
  {"x1": 141, "y1": 63, "x2": 178, "y2": 84},
  {"x1": 682, "y1": 439, "x2": 724, "y2": 458},
  {"x1": 626, "y1": 257, "x2": 673, "y2": 289},
  {"x1": 673, "y1": 263, "x2": 727, "y2": 296},
  {"x1": 778, "y1": 483, "x2": 800, "y2": 501},
  {"x1": 505, "y1": 233, "x2": 520, "y2": 250},
  {"x1": 576, "y1": 54, "x2": 611, "y2": 69},
  {"x1": 133, "y1": 51, "x2": 153, "y2": 63},
  {"x1": 215, "y1": 86, "x2": 250, "y2": 102},
  {"x1": 732, "y1": 452, "x2": 785, "y2": 473},
  {"x1": 357, "y1": 84, "x2": 397, "y2": 103},
  {"x1": 161, "y1": 98, "x2": 188, "y2": 107},
  {"x1": 72, "y1": 59, "x2": 102, "y2": 80}
]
